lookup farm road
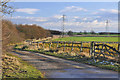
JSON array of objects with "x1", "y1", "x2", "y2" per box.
[{"x1": 11, "y1": 50, "x2": 118, "y2": 78}]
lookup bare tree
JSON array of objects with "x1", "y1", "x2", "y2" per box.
[
  {"x1": 0, "y1": 0, "x2": 14, "y2": 41},
  {"x1": 0, "y1": 0, "x2": 14, "y2": 15}
]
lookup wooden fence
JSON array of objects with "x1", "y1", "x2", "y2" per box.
[
  {"x1": 89, "y1": 42, "x2": 120, "y2": 60},
  {"x1": 28, "y1": 41, "x2": 120, "y2": 59}
]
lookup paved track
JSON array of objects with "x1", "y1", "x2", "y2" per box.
[{"x1": 12, "y1": 50, "x2": 118, "y2": 78}]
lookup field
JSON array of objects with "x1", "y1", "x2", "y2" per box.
[{"x1": 53, "y1": 37, "x2": 119, "y2": 42}]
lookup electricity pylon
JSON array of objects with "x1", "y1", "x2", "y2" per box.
[
  {"x1": 106, "y1": 20, "x2": 109, "y2": 33},
  {"x1": 62, "y1": 14, "x2": 66, "y2": 38}
]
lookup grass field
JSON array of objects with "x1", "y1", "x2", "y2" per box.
[{"x1": 53, "y1": 37, "x2": 119, "y2": 42}]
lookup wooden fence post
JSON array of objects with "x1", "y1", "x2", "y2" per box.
[
  {"x1": 117, "y1": 43, "x2": 120, "y2": 62},
  {"x1": 57, "y1": 42, "x2": 59, "y2": 48},
  {"x1": 80, "y1": 42, "x2": 83, "y2": 52},
  {"x1": 43, "y1": 42, "x2": 44, "y2": 49},
  {"x1": 90, "y1": 41, "x2": 93, "y2": 56},
  {"x1": 49, "y1": 42, "x2": 51, "y2": 49},
  {"x1": 71, "y1": 42, "x2": 73, "y2": 51},
  {"x1": 90, "y1": 41, "x2": 95, "y2": 59},
  {"x1": 63, "y1": 42, "x2": 66, "y2": 51},
  {"x1": 93, "y1": 42, "x2": 95, "y2": 58},
  {"x1": 118, "y1": 43, "x2": 120, "y2": 52},
  {"x1": 37, "y1": 42, "x2": 39, "y2": 49},
  {"x1": 34, "y1": 43, "x2": 36, "y2": 50}
]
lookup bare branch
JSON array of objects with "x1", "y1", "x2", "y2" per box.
[{"x1": 0, "y1": 0, "x2": 14, "y2": 15}]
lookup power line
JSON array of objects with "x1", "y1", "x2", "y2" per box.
[
  {"x1": 106, "y1": 20, "x2": 109, "y2": 33},
  {"x1": 62, "y1": 14, "x2": 66, "y2": 38}
]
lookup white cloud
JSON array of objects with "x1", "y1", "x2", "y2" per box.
[
  {"x1": 92, "y1": 12, "x2": 99, "y2": 15},
  {"x1": 6, "y1": 16, "x2": 48, "y2": 22},
  {"x1": 16, "y1": 8, "x2": 39, "y2": 14},
  {"x1": 99, "y1": 9, "x2": 118, "y2": 14},
  {"x1": 92, "y1": 20, "x2": 98, "y2": 23},
  {"x1": 35, "y1": 18, "x2": 48, "y2": 22},
  {"x1": 82, "y1": 18, "x2": 87, "y2": 21},
  {"x1": 53, "y1": 15, "x2": 63, "y2": 19},
  {"x1": 74, "y1": 16, "x2": 79, "y2": 19},
  {"x1": 42, "y1": 19, "x2": 118, "y2": 32},
  {"x1": 6, "y1": 15, "x2": 118, "y2": 32},
  {"x1": 60, "y1": 6, "x2": 87, "y2": 13}
]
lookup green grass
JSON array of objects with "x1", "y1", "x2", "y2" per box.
[
  {"x1": 2, "y1": 53, "x2": 44, "y2": 79},
  {"x1": 53, "y1": 37, "x2": 119, "y2": 42},
  {"x1": 98, "y1": 34, "x2": 120, "y2": 36}
]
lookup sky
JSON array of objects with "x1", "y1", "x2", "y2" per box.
[
  {"x1": 5, "y1": 2, "x2": 118, "y2": 32},
  {"x1": 13, "y1": 0, "x2": 119, "y2": 2}
]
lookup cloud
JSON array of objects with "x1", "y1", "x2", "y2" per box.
[
  {"x1": 5, "y1": 15, "x2": 118, "y2": 32},
  {"x1": 91, "y1": 9, "x2": 118, "y2": 21},
  {"x1": 92, "y1": 9, "x2": 118, "y2": 15},
  {"x1": 99, "y1": 9, "x2": 118, "y2": 14},
  {"x1": 60, "y1": 6, "x2": 87, "y2": 13},
  {"x1": 74, "y1": 16, "x2": 79, "y2": 19},
  {"x1": 53, "y1": 15, "x2": 63, "y2": 19},
  {"x1": 16, "y1": 8, "x2": 39, "y2": 14},
  {"x1": 35, "y1": 18, "x2": 48, "y2": 22},
  {"x1": 42, "y1": 19, "x2": 118, "y2": 32},
  {"x1": 82, "y1": 18, "x2": 88, "y2": 21},
  {"x1": 5, "y1": 16, "x2": 48, "y2": 23}
]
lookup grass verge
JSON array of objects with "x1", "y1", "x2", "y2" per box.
[{"x1": 2, "y1": 52, "x2": 44, "y2": 79}]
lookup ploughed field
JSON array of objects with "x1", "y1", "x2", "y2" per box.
[{"x1": 53, "y1": 37, "x2": 119, "y2": 42}]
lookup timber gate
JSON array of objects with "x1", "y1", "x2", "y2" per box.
[{"x1": 28, "y1": 41, "x2": 120, "y2": 60}]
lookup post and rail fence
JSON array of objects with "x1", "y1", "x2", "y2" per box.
[{"x1": 24, "y1": 40, "x2": 120, "y2": 60}]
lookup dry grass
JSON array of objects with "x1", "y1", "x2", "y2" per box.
[{"x1": 2, "y1": 53, "x2": 44, "y2": 78}]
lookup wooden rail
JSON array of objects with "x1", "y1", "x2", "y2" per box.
[{"x1": 29, "y1": 41, "x2": 120, "y2": 59}]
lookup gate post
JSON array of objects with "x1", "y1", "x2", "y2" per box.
[
  {"x1": 34, "y1": 43, "x2": 36, "y2": 50},
  {"x1": 90, "y1": 41, "x2": 95, "y2": 57},
  {"x1": 37, "y1": 42, "x2": 39, "y2": 49},
  {"x1": 80, "y1": 42, "x2": 83, "y2": 52},
  {"x1": 43, "y1": 42, "x2": 44, "y2": 49},
  {"x1": 71, "y1": 42, "x2": 74, "y2": 51},
  {"x1": 118, "y1": 43, "x2": 120, "y2": 52},
  {"x1": 63, "y1": 42, "x2": 66, "y2": 51},
  {"x1": 57, "y1": 42, "x2": 59, "y2": 48},
  {"x1": 49, "y1": 42, "x2": 51, "y2": 49}
]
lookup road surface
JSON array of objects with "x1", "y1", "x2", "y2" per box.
[{"x1": 11, "y1": 50, "x2": 118, "y2": 78}]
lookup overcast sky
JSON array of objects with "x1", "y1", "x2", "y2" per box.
[{"x1": 6, "y1": 2, "x2": 118, "y2": 32}]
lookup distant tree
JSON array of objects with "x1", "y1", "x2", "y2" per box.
[
  {"x1": 77, "y1": 31, "x2": 82, "y2": 35},
  {"x1": 68, "y1": 31, "x2": 73, "y2": 36},
  {"x1": 16, "y1": 24, "x2": 51, "y2": 39},
  {"x1": 90, "y1": 30, "x2": 96, "y2": 34},
  {"x1": 49, "y1": 30, "x2": 62, "y2": 35},
  {"x1": 83, "y1": 30, "x2": 87, "y2": 35},
  {"x1": 79, "y1": 31, "x2": 82, "y2": 33}
]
